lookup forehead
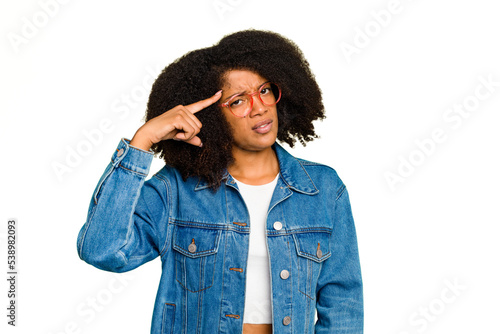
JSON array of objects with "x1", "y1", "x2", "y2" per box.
[{"x1": 222, "y1": 70, "x2": 268, "y2": 91}]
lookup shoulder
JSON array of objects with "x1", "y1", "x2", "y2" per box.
[
  {"x1": 275, "y1": 143, "x2": 347, "y2": 199},
  {"x1": 135, "y1": 167, "x2": 175, "y2": 210},
  {"x1": 147, "y1": 164, "x2": 203, "y2": 194},
  {"x1": 294, "y1": 156, "x2": 347, "y2": 200},
  {"x1": 147, "y1": 165, "x2": 183, "y2": 191}
]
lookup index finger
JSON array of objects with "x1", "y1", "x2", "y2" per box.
[{"x1": 185, "y1": 90, "x2": 223, "y2": 114}]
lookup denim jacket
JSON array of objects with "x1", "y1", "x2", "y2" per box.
[{"x1": 77, "y1": 138, "x2": 363, "y2": 333}]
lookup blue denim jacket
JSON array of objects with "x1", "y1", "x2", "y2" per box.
[{"x1": 77, "y1": 138, "x2": 363, "y2": 333}]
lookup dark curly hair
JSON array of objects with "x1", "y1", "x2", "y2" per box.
[{"x1": 146, "y1": 29, "x2": 325, "y2": 189}]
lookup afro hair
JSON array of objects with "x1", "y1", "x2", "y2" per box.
[{"x1": 145, "y1": 29, "x2": 325, "y2": 189}]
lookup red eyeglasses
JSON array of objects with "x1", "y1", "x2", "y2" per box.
[{"x1": 218, "y1": 82, "x2": 281, "y2": 117}]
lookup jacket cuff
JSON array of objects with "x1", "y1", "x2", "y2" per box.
[{"x1": 111, "y1": 138, "x2": 154, "y2": 176}]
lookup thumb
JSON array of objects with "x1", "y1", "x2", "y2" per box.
[{"x1": 174, "y1": 132, "x2": 203, "y2": 147}]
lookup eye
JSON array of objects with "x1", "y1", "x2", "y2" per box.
[
  {"x1": 260, "y1": 83, "x2": 273, "y2": 96},
  {"x1": 260, "y1": 87, "x2": 271, "y2": 95},
  {"x1": 229, "y1": 97, "x2": 245, "y2": 108}
]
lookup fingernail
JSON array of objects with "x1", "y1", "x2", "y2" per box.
[
  {"x1": 215, "y1": 90, "x2": 222, "y2": 95},
  {"x1": 199, "y1": 142, "x2": 203, "y2": 148}
]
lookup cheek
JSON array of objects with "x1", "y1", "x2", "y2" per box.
[
  {"x1": 221, "y1": 111, "x2": 235, "y2": 128},
  {"x1": 229, "y1": 121, "x2": 248, "y2": 141},
  {"x1": 220, "y1": 110, "x2": 243, "y2": 139}
]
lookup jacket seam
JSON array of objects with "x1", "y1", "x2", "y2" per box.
[
  {"x1": 93, "y1": 163, "x2": 114, "y2": 205},
  {"x1": 175, "y1": 276, "x2": 214, "y2": 293},
  {"x1": 77, "y1": 204, "x2": 98, "y2": 259},
  {"x1": 170, "y1": 220, "x2": 252, "y2": 233},
  {"x1": 137, "y1": 181, "x2": 164, "y2": 260},
  {"x1": 154, "y1": 173, "x2": 173, "y2": 258},
  {"x1": 219, "y1": 184, "x2": 229, "y2": 333},
  {"x1": 294, "y1": 159, "x2": 320, "y2": 193},
  {"x1": 267, "y1": 227, "x2": 333, "y2": 236},
  {"x1": 297, "y1": 252, "x2": 332, "y2": 262},
  {"x1": 118, "y1": 163, "x2": 149, "y2": 177},
  {"x1": 118, "y1": 183, "x2": 145, "y2": 267},
  {"x1": 172, "y1": 220, "x2": 233, "y2": 230},
  {"x1": 336, "y1": 183, "x2": 346, "y2": 201}
]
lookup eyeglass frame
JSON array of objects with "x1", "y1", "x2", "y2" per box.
[{"x1": 218, "y1": 81, "x2": 282, "y2": 118}]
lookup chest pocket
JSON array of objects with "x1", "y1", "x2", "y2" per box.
[
  {"x1": 173, "y1": 224, "x2": 222, "y2": 292},
  {"x1": 293, "y1": 231, "x2": 331, "y2": 300}
]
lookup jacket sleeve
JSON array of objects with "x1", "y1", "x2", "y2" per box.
[
  {"x1": 76, "y1": 138, "x2": 167, "y2": 273},
  {"x1": 315, "y1": 184, "x2": 363, "y2": 333}
]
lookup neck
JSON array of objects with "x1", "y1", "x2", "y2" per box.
[{"x1": 228, "y1": 146, "x2": 279, "y2": 185}]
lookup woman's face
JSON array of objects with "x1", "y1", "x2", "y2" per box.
[{"x1": 219, "y1": 69, "x2": 279, "y2": 154}]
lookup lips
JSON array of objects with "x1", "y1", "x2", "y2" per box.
[{"x1": 252, "y1": 119, "x2": 273, "y2": 134}]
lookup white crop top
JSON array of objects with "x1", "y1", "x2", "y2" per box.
[{"x1": 233, "y1": 174, "x2": 279, "y2": 324}]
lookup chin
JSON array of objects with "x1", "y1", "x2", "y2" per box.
[
  {"x1": 234, "y1": 137, "x2": 276, "y2": 153},
  {"x1": 251, "y1": 138, "x2": 277, "y2": 151}
]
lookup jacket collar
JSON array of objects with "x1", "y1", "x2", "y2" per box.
[{"x1": 194, "y1": 143, "x2": 319, "y2": 195}]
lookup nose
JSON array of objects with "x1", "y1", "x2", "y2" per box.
[{"x1": 248, "y1": 94, "x2": 267, "y2": 117}]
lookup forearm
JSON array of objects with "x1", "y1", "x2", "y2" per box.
[{"x1": 77, "y1": 138, "x2": 155, "y2": 272}]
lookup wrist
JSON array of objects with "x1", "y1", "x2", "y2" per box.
[{"x1": 130, "y1": 127, "x2": 154, "y2": 151}]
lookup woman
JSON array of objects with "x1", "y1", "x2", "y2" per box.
[{"x1": 77, "y1": 30, "x2": 363, "y2": 334}]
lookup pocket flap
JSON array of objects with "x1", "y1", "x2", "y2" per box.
[
  {"x1": 173, "y1": 225, "x2": 221, "y2": 258},
  {"x1": 293, "y1": 231, "x2": 331, "y2": 263}
]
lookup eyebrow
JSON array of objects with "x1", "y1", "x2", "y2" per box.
[{"x1": 225, "y1": 81, "x2": 269, "y2": 99}]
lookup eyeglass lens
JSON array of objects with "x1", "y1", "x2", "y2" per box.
[{"x1": 228, "y1": 82, "x2": 280, "y2": 116}]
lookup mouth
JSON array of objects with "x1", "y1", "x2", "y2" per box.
[{"x1": 252, "y1": 119, "x2": 273, "y2": 134}]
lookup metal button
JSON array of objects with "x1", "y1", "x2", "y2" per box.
[
  {"x1": 316, "y1": 249, "x2": 322, "y2": 258},
  {"x1": 280, "y1": 270, "x2": 290, "y2": 280},
  {"x1": 188, "y1": 239, "x2": 196, "y2": 253},
  {"x1": 283, "y1": 316, "x2": 291, "y2": 326},
  {"x1": 116, "y1": 148, "x2": 124, "y2": 157},
  {"x1": 273, "y1": 221, "x2": 282, "y2": 230}
]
